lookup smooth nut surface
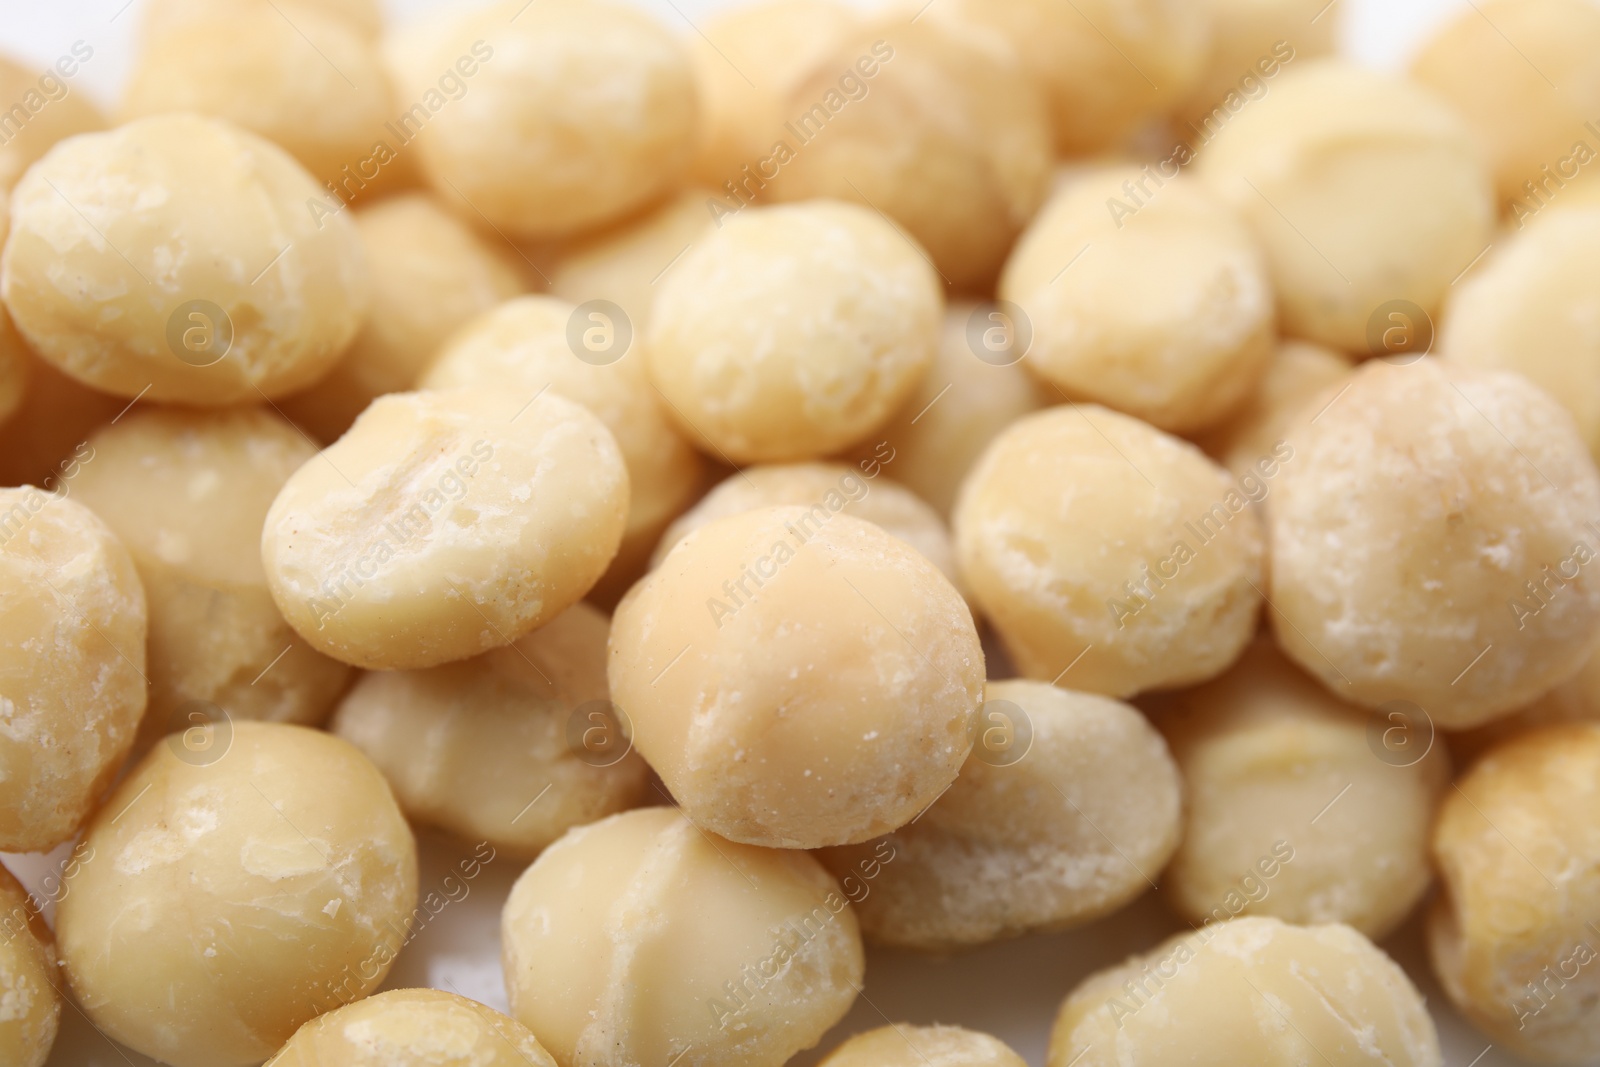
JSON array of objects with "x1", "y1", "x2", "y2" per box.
[
  {"x1": 818, "y1": 1024, "x2": 1026, "y2": 1067},
  {"x1": 267, "y1": 988, "x2": 557, "y2": 1067}
]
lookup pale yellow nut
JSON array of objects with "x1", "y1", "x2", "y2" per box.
[
  {"x1": 1173, "y1": 0, "x2": 1335, "y2": 131},
  {"x1": 421, "y1": 294, "x2": 704, "y2": 607},
  {"x1": 70, "y1": 408, "x2": 353, "y2": 751},
  {"x1": 330, "y1": 602, "x2": 648, "y2": 857},
  {"x1": 610, "y1": 506, "x2": 984, "y2": 849},
  {"x1": 282, "y1": 192, "x2": 526, "y2": 443},
  {"x1": 1268, "y1": 359, "x2": 1600, "y2": 728},
  {"x1": 1430, "y1": 724, "x2": 1600, "y2": 1064},
  {"x1": 0, "y1": 113, "x2": 369, "y2": 405},
  {"x1": 501, "y1": 807, "x2": 864, "y2": 1067},
  {"x1": 384, "y1": 0, "x2": 699, "y2": 239},
  {"x1": 0, "y1": 488, "x2": 146, "y2": 852},
  {"x1": 1154, "y1": 638, "x2": 1449, "y2": 940},
  {"x1": 0, "y1": 51, "x2": 105, "y2": 192},
  {"x1": 1000, "y1": 167, "x2": 1274, "y2": 434},
  {"x1": 0, "y1": 862, "x2": 60, "y2": 1067},
  {"x1": 1192, "y1": 339, "x2": 1353, "y2": 479},
  {"x1": 647, "y1": 201, "x2": 941, "y2": 464},
  {"x1": 143, "y1": 0, "x2": 384, "y2": 40},
  {"x1": 1197, "y1": 60, "x2": 1495, "y2": 353},
  {"x1": 822, "y1": 679, "x2": 1181, "y2": 950},
  {"x1": 267, "y1": 988, "x2": 556, "y2": 1067},
  {"x1": 262, "y1": 387, "x2": 629, "y2": 670},
  {"x1": 651, "y1": 462, "x2": 960, "y2": 594},
  {"x1": 1442, "y1": 206, "x2": 1600, "y2": 465},
  {"x1": 954, "y1": 404, "x2": 1263, "y2": 699},
  {"x1": 1049, "y1": 916, "x2": 1442, "y2": 1067},
  {"x1": 818, "y1": 1025, "x2": 1026, "y2": 1067},
  {"x1": 56, "y1": 722, "x2": 418, "y2": 1067},
  {"x1": 764, "y1": 18, "x2": 1052, "y2": 292}
]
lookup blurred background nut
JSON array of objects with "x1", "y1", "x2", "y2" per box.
[
  {"x1": 0, "y1": 861, "x2": 60, "y2": 1067},
  {"x1": 1450, "y1": 644, "x2": 1600, "y2": 766},
  {"x1": 0, "y1": 51, "x2": 104, "y2": 193},
  {"x1": 142, "y1": 0, "x2": 385, "y2": 41},
  {"x1": 0, "y1": 113, "x2": 369, "y2": 405},
  {"x1": 822, "y1": 679, "x2": 1182, "y2": 950},
  {"x1": 817, "y1": 1024, "x2": 1026, "y2": 1067},
  {"x1": 267, "y1": 988, "x2": 557, "y2": 1067},
  {"x1": 1192, "y1": 339, "x2": 1353, "y2": 479},
  {"x1": 1174, "y1": 0, "x2": 1337, "y2": 131}
]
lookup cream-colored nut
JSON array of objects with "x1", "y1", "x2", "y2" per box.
[
  {"x1": 385, "y1": 0, "x2": 698, "y2": 239},
  {"x1": 955, "y1": 405, "x2": 1263, "y2": 698},
  {"x1": 122, "y1": 5, "x2": 392, "y2": 188},
  {"x1": 1154, "y1": 638, "x2": 1449, "y2": 940},
  {"x1": 1197, "y1": 60, "x2": 1495, "y2": 353},
  {"x1": 282, "y1": 193, "x2": 526, "y2": 443},
  {"x1": 651, "y1": 462, "x2": 959, "y2": 593},
  {"x1": 1429, "y1": 724, "x2": 1600, "y2": 1064},
  {"x1": 1413, "y1": 0, "x2": 1600, "y2": 208},
  {"x1": 1175, "y1": 0, "x2": 1336, "y2": 130},
  {"x1": 1049, "y1": 916, "x2": 1442, "y2": 1067},
  {"x1": 687, "y1": 0, "x2": 857, "y2": 190},
  {"x1": 0, "y1": 489, "x2": 146, "y2": 852},
  {"x1": 846, "y1": 301, "x2": 1046, "y2": 517},
  {"x1": 262, "y1": 388, "x2": 629, "y2": 670},
  {"x1": 549, "y1": 188, "x2": 714, "y2": 333},
  {"x1": 764, "y1": 19, "x2": 1052, "y2": 292},
  {"x1": 0, "y1": 113, "x2": 369, "y2": 405},
  {"x1": 923, "y1": 0, "x2": 1210, "y2": 155},
  {"x1": 144, "y1": 0, "x2": 384, "y2": 40},
  {"x1": 1000, "y1": 167, "x2": 1274, "y2": 434},
  {"x1": 1268, "y1": 359, "x2": 1600, "y2": 728},
  {"x1": 822, "y1": 679, "x2": 1181, "y2": 950},
  {"x1": 0, "y1": 862, "x2": 60, "y2": 1067},
  {"x1": 647, "y1": 201, "x2": 941, "y2": 464},
  {"x1": 0, "y1": 52, "x2": 105, "y2": 192},
  {"x1": 421, "y1": 294, "x2": 704, "y2": 607},
  {"x1": 267, "y1": 988, "x2": 556, "y2": 1067},
  {"x1": 1442, "y1": 207, "x2": 1600, "y2": 464},
  {"x1": 610, "y1": 507, "x2": 983, "y2": 849},
  {"x1": 818, "y1": 1025, "x2": 1026, "y2": 1067},
  {"x1": 1193, "y1": 340, "x2": 1353, "y2": 478},
  {"x1": 70, "y1": 408, "x2": 353, "y2": 750},
  {"x1": 56, "y1": 722, "x2": 417, "y2": 1067},
  {"x1": 502, "y1": 807, "x2": 864, "y2": 1067},
  {"x1": 331, "y1": 602, "x2": 648, "y2": 856}
]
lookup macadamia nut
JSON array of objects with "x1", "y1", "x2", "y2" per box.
[
  {"x1": 1175, "y1": 0, "x2": 1335, "y2": 130},
  {"x1": 502, "y1": 807, "x2": 864, "y2": 1067},
  {"x1": 0, "y1": 862, "x2": 60, "y2": 1067},
  {"x1": 818, "y1": 1025, "x2": 1026, "y2": 1067},
  {"x1": 611, "y1": 507, "x2": 983, "y2": 849},
  {"x1": 0, "y1": 489, "x2": 146, "y2": 852},
  {"x1": 954, "y1": 405, "x2": 1263, "y2": 698},
  {"x1": 647, "y1": 201, "x2": 941, "y2": 464},
  {"x1": 1000, "y1": 167, "x2": 1274, "y2": 433},
  {"x1": 262, "y1": 388, "x2": 628, "y2": 670},
  {"x1": 267, "y1": 988, "x2": 557, "y2": 1067},
  {"x1": 56, "y1": 722, "x2": 418, "y2": 1067},
  {"x1": 1, "y1": 113, "x2": 369, "y2": 405},
  {"x1": 1268, "y1": 359, "x2": 1600, "y2": 727},
  {"x1": 1193, "y1": 340, "x2": 1352, "y2": 478},
  {"x1": 823, "y1": 679, "x2": 1181, "y2": 950},
  {"x1": 0, "y1": 51, "x2": 104, "y2": 192}
]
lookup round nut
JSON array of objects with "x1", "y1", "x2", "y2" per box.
[
  {"x1": 0, "y1": 862, "x2": 61, "y2": 1067},
  {"x1": 818, "y1": 1025, "x2": 1026, "y2": 1067},
  {"x1": 266, "y1": 988, "x2": 557, "y2": 1067}
]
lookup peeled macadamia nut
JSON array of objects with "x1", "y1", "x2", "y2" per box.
[
  {"x1": 0, "y1": 52, "x2": 105, "y2": 192},
  {"x1": 647, "y1": 201, "x2": 941, "y2": 464},
  {"x1": 267, "y1": 988, "x2": 557, "y2": 1067},
  {"x1": 610, "y1": 507, "x2": 984, "y2": 849},
  {"x1": 823, "y1": 679, "x2": 1181, "y2": 950},
  {"x1": 71, "y1": 409, "x2": 352, "y2": 749},
  {"x1": 0, "y1": 489, "x2": 146, "y2": 852},
  {"x1": 502, "y1": 808, "x2": 864, "y2": 1067},
  {"x1": 1194, "y1": 340, "x2": 1352, "y2": 478},
  {"x1": 283, "y1": 193, "x2": 526, "y2": 443},
  {"x1": 1049, "y1": 916, "x2": 1442, "y2": 1067},
  {"x1": 651, "y1": 462, "x2": 959, "y2": 592},
  {"x1": 818, "y1": 1025, "x2": 1026, "y2": 1067},
  {"x1": 385, "y1": 0, "x2": 698, "y2": 239},
  {"x1": 1197, "y1": 60, "x2": 1495, "y2": 353},
  {"x1": 1431, "y1": 724, "x2": 1600, "y2": 1064},
  {"x1": 1155, "y1": 639, "x2": 1449, "y2": 940},
  {"x1": 1000, "y1": 168, "x2": 1274, "y2": 433},
  {"x1": 1176, "y1": 0, "x2": 1335, "y2": 129},
  {"x1": 1442, "y1": 207, "x2": 1600, "y2": 463},
  {"x1": 0, "y1": 862, "x2": 60, "y2": 1067},
  {"x1": 331, "y1": 602, "x2": 647, "y2": 856},
  {"x1": 1268, "y1": 359, "x2": 1600, "y2": 728},
  {"x1": 262, "y1": 388, "x2": 628, "y2": 670},
  {"x1": 421, "y1": 295, "x2": 704, "y2": 604},
  {"x1": 1, "y1": 113, "x2": 369, "y2": 405},
  {"x1": 765, "y1": 19, "x2": 1052, "y2": 291},
  {"x1": 56, "y1": 722, "x2": 418, "y2": 1067},
  {"x1": 955, "y1": 405, "x2": 1263, "y2": 699}
]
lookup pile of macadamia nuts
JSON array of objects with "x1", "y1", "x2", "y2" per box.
[{"x1": 3, "y1": 0, "x2": 1600, "y2": 1064}]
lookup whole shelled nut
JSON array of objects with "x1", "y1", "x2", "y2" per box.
[
  {"x1": 267, "y1": 988, "x2": 557, "y2": 1067},
  {"x1": 0, "y1": 861, "x2": 60, "y2": 1067},
  {"x1": 818, "y1": 1025, "x2": 1026, "y2": 1067}
]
